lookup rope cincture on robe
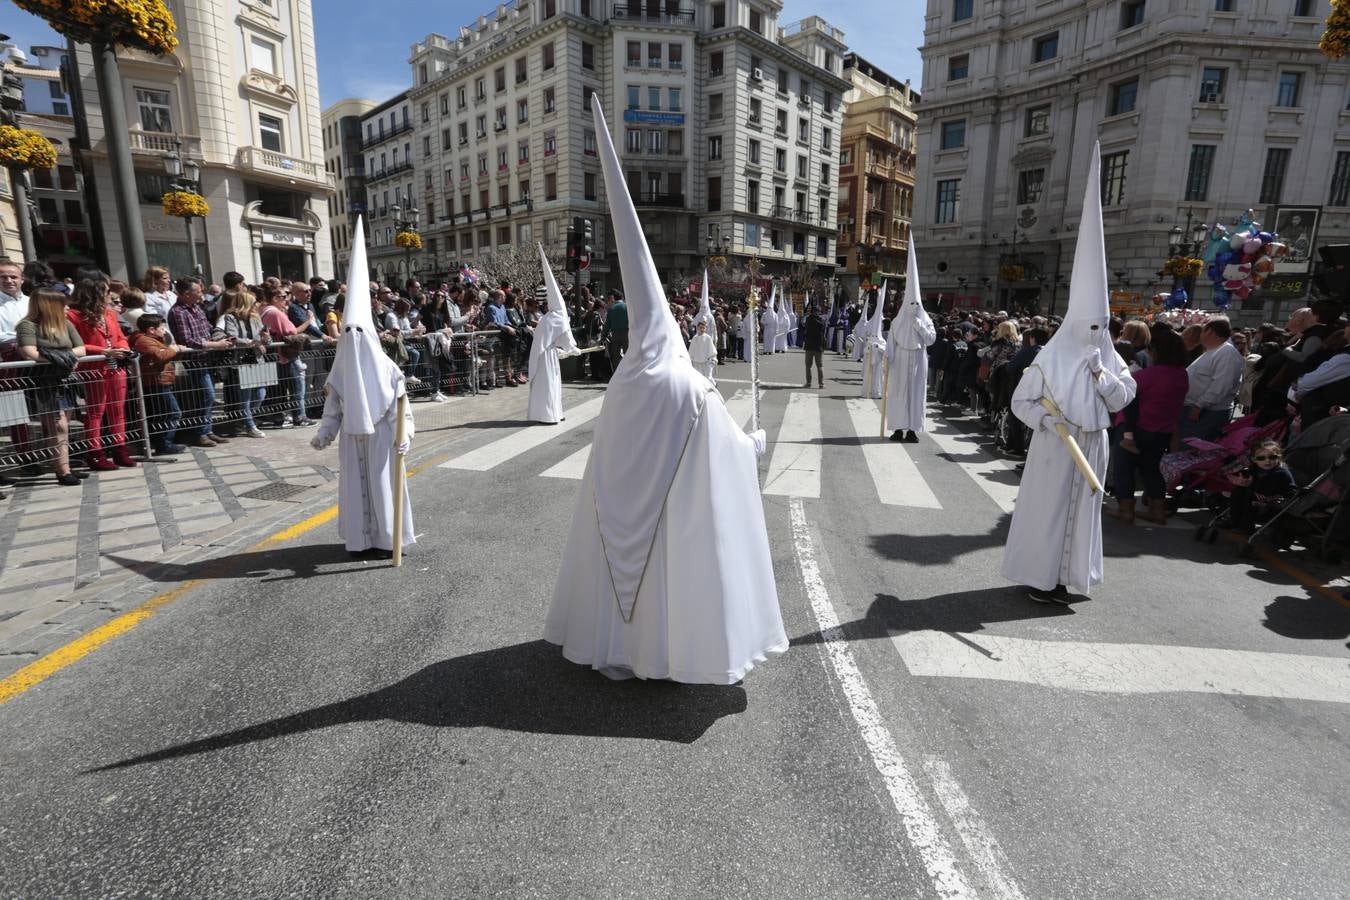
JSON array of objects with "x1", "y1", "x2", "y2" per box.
[{"x1": 593, "y1": 387, "x2": 713, "y2": 623}]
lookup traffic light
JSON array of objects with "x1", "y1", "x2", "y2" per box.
[
  {"x1": 565, "y1": 218, "x2": 581, "y2": 273},
  {"x1": 580, "y1": 218, "x2": 593, "y2": 270}
]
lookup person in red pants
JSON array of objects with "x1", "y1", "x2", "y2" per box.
[{"x1": 67, "y1": 274, "x2": 136, "y2": 470}]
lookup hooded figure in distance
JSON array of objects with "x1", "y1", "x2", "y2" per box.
[
  {"x1": 689, "y1": 270, "x2": 717, "y2": 382},
  {"x1": 885, "y1": 242, "x2": 937, "y2": 442},
  {"x1": 691, "y1": 269, "x2": 717, "y2": 345},
  {"x1": 545, "y1": 98, "x2": 786, "y2": 684},
  {"x1": 311, "y1": 216, "x2": 415, "y2": 557},
  {"x1": 762, "y1": 286, "x2": 779, "y2": 355},
  {"x1": 850, "y1": 289, "x2": 872, "y2": 362},
  {"x1": 527, "y1": 244, "x2": 581, "y2": 424},
  {"x1": 1001, "y1": 143, "x2": 1136, "y2": 603},
  {"x1": 859, "y1": 282, "x2": 887, "y2": 399}
]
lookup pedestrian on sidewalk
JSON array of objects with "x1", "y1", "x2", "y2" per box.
[
  {"x1": 130, "y1": 314, "x2": 185, "y2": 454},
  {"x1": 311, "y1": 217, "x2": 415, "y2": 560}
]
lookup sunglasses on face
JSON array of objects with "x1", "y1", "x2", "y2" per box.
[{"x1": 1252, "y1": 455, "x2": 1279, "y2": 462}]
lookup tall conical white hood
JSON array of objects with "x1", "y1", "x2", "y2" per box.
[
  {"x1": 1032, "y1": 142, "x2": 1121, "y2": 427},
  {"x1": 538, "y1": 242, "x2": 569, "y2": 324},
  {"x1": 865, "y1": 281, "x2": 887, "y2": 340},
  {"x1": 894, "y1": 240, "x2": 932, "y2": 348},
  {"x1": 325, "y1": 216, "x2": 402, "y2": 434},
  {"x1": 591, "y1": 99, "x2": 687, "y2": 370},
  {"x1": 693, "y1": 268, "x2": 716, "y2": 342}
]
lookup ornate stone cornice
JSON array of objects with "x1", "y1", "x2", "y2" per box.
[{"x1": 241, "y1": 71, "x2": 299, "y2": 107}]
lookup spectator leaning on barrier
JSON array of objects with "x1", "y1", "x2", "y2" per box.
[
  {"x1": 67, "y1": 274, "x2": 137, "y2": 470},
  {"x1": 1179, "y1": 315, "x2": 1244, "y2": 443},
  {"x1": 17, "y1": 287, "x2": 87, "y2": 485},
  {"x1": 216, "y1": 289, "x2": 270, "y2": 439},
  {"x1": 286, "y1": 281, "x2": 324, "y2": 339},
  {"x1": 130, "y1": 313, "x2": 184, "y2": 455},
  {"x1": 0, "y1": 258, "x2": 26, "y2": 344},
  {"x1": 168, "y1": 276, "x2": 233, "y2": 447},
  {"x1": 260, "y1": 285, "x2": 314, "y2": 428}
]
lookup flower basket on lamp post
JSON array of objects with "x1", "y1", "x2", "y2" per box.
[
  {"x1": 13, "y1": 0, "x2": 181, "y2": 278},
  {"x1": 0, "y1": 125, "x2": 57, "y2": 260}
]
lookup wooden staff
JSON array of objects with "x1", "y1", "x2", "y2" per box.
[
  {"x1": 562, "y1": 345, "x2": 607, "y2": 357},
  {"x1": 391, "y1": 392, "x2": 408, "y2": 567},
  {"x1": 879, "y1": 351, "x2": 891, "y2": 438},
  {"x1": 1038, "y1": 396, "x2": 1103, "y2": 494}
]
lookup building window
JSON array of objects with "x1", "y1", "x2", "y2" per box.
[
  {"x1": 669, "y1": 88, "x2": 682, "y2": 112},
  {"x1": 648, "y1": 41, "x2": 662, "y2": 68},
  {"x1": 457, "y1": 86, "x2": 466, "y2": 109},
  {"x1": 816, "y1": 236, "x2": 828, "y2": 258},
  {"x1": 544, "y1": 131, "x2": 557, "y2": 156},
  {"x1": 770, "y1": 229, "x2": 782, "y2": 250},
  {"x1": 584, "y1": 88, "x2": 596, "y2": 111},
  {"x1": 627, "y1": 85, "x2": 640, "y2": 110},
  {"x1": 1329, "y1": 151, "x2": 1350, "y2": 206},
  {"x1": 798, "y1": 118, "x2": 810, "y2": 142},
  {"x1": 515, "y1": 56, "x2": 528, "y2": 84},
  {"x1": 1109, "y1": 77, "x2": 1138, "y2": 116},
  {"x1": 421, "y1": 102, "x2": 430, "y2": 123},
  {"x1": 518, "y1": 140, "x2": 529, "y2": 163},
  {"x1": 249, "y1": 37, "x2": 276, "y2": 75},
  {"x1": 708, "y1": 176, "x2": 722, "y2": 211},
  {"x1": 517, "y1": 99, "x2": 529, "y2": 122},
  {"x1": 1294, "y1": 0, "x2": 1314, "y2": 14},
  {"x1": 543, "y1": 42, "x2": 555, "y2": 69},
  {"x1": 939, "y1": 119, "x2": 966, "y2": 150},
  {"x1": 648, "y1": 130, "x2": 664, "y2": 154},
  {"x1": 712, "y1": 2, "x2": 726, "y2": 27},
  {"x1": 710, "y1": 50, "x2": 724, "y2": 77},
  {"x1": 627, "y1": 40, "x2": 641, "y2": 67},
  {"x1": 1276, "y1": 71, "x2": 1302, "y2": 107},
  {"x1": 1025, "y1": 105, "x2": 1051, "y2": 137},
  {"x1": 627, "y1": 128, "x2": 642, "y2": 153},
  {"x1": 839, "y1": 148, "x2": 851, "y2": 165},
  {"x1": 458, "y1": 122, "x2": 469, "y2": 144},
  {"x1": 1184, "y1": 145, "x2": 1216, "y2": 201},
  {"x1": 259, "y1": 113, "x2": 284, "y2": 152},
  {"x1": 749, "y1": 8, "x2": 762, "y2": 33},
  {"x1": 543, "y1": 0, "x2": 556, "y2": 17},
  {"x1": 582, "y1": 42, "x2": 594, "y2": 70},
  {"x1": 545, "y1": 172, "x2": 557, "y2": 200},
  {"x1": 1101, "y1": 150, "x2": 1128, "y2": 205},
  {"x1": 776, "y1": 67, "x2": 789, "y2": 94},
  {"x1": 935, "y1": 179, "x2": 960, "y2": 224},
  {"x1": 710, "y1": 93, "x2": 723, "y2": 119},
  {"x1": 544, "y1": 87, "x2": 556, "y2": 113},
  {"x1": 475, "y1": 77, "x2": 486, "y2": 101},
  {"x1": 1032, "y1": 32, "x2": 1059, "y2": 63},
  {"x1": 748, "y1": 97, "x2": 761, "y2": 124},
  {"x1": 1120, "y1": 0, "x2": 1145, "y2": 29},
  {"x1": 820, "y1": 162, "x2": 830, "y2": 183},
  {"x1": 1017, "y1": 168, "x2": 1044, "y2": 204},
  {"x1": 748, "y1": 139, "x2": 761, "y2": 163},
  {"x1": 708, "y1": 135, "x2": 722, "y2": 159},
  {"x1": 135, "y1": 87, "x2": 173, "y2": 132},
  {"x1": 796, "y1": 155, "x2": 807, "y2": 179},
  {"x1": 1259, "y1": 147, "x2": 1291, "y2": 204},
  {"x1": 775, "y1": 148, "x2": 786, "y2": 172},
  {"x1": 776, "y1": 108, "x2": 788, "y2": 134},
  {"x1": 423, "y1": 135, "x2": 432, "y2": 156},
  {"x1": 745, "y1": 221, "x2": 760, "y2": 247},
  {"x1": 1214, "y1": 0, "x2": 1234, "y2": 10},
  {"x1": 953, "y1": 0, "x2": 973, "y2": 21},
  {"x1": 669, "y1": 44, "x2": 683, "y2": 70},
  {"x1": 948, "y1": 54, "x2": 969, "y2": 81},
  {"x1": 747, "y1": 179, "x2": 759, "y2": 211},
  {"x1": 821, "y1": 126, "x2": 832, "y2": 149},
  {"x1": 1199, "y1": 67, "x2": 1226, "y2": 102}
]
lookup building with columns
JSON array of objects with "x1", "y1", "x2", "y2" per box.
[
  {"x1": 914, "y1": 0, "x2": 1350, "y2": 320},
  {"x1": 70, "y1": 0, "x2": 333, "y2": 283},
  {"x1": 362, "y1": 0, "x2": 844, "y2": 293},
  {"x1": 321, "y1": 97, "x2": 377, "y2": 279},
  {"x1": 836, "y1": 52, "x2": 918, "y2": 295}
]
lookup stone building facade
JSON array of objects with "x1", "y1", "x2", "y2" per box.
[
  {"x1": 914, "y1": 0, "x2": 1349, "y2": 319},
  {"x1": 321, "y1": 97, "x2": 377, "y2": 279}
]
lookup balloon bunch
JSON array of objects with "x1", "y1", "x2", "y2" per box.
[
  {"x1": 1199, "y1": 210, "x2": 1289, "y2": 309},
  {"x1": 458, "y1": 264, "x2": 482, "y2": 286}
]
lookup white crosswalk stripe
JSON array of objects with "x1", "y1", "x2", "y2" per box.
[
  {"x1": 922, "y1": 411, "x2": 1020, "y2": 514},
  {"x1": 845, "y1": 399, "x2": 943, "y2": 509},
  {"x1": 540, "y1": 389, "x2": 757, "y2": 481},
  {"x1": 763, "y1": 392, "x2": 823, "y2": 498},
  {"x1": 438, "y1": 395, "x2": 606, "y2": 471}
]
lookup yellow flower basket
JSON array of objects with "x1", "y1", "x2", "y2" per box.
[
  {"x1": 13, "y1": 0, "x2": 178, "y2": 55},
  {"x1": 0, "y1": 125, "x2": 58, "y2": 170},
  {"x1": 1323, "y1": 0, "x2": 1350, "y2": 57},
  {"x1": 162, "y1": 190, "x2": 209, "y2": 218},
  {"x1": 1162, "y1": 257, "x2": 1205, "y2": 279},
  {"x1": 395, "y1": 231, "x2": 423, "y2": 250}
]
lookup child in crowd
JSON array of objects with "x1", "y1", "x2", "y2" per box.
[{"x1": 1223, "y1": 439, "x2": 1297, "y2": 531}]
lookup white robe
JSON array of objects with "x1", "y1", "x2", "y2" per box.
[
  {"x1": 1000, "y1": 364, "x2": 1135, "y2": 594},
  {"x1": 546, "y1": 390, "x2": 787, "y2": 683},
  {"x1": 860, "y1": 334, "x2": 886, "y2": 399},
  {"x1": 775, "y1": 311, "x2": 790, "y2": 352},
  {"x1": 527, "y1": 313, "x2": 579, "y2": 424},
  {"x1": 885, "y1": 319, "x2": 937, "y2": 432},
  {"x1": 850, "y1": 316, "x2": 869, "y2": 361},
  {"x1": 316, "y1": 386, "x2": 415, "y2": 553},
  {"x1": 689, "y1": 332, "x2": 717, "y2": 382}
]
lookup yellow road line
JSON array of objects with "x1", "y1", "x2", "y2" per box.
[{"x1": 0, "y1": 453, "x2": 447, "y2": 707}]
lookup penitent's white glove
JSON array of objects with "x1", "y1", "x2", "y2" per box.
[
  {"x1": 310, "y1": 434, "x2": 328, "y2": 451},
  {"x1": 397, "y1": 437, "x2": 411, "y2": 456},
  {"x1": 1084, "y1": 346, "x2": 1103, "y2": 374},
  {"x1": 749, "y1": 429, "x2": 767, "y2": 458},
  {"x1": 1039, "y1": 414, "x2": 1065, "y2": 433}
]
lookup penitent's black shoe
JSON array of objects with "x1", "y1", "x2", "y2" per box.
[
  {"x1": 904, "y1": 430, "x2": 919, "y2": 444},
  {"x1": 1028, "y1": 584, "x2": 1070, "y2": 605},
  {"x1": 889, "y1": 430, "x2": 906, "y2": 442}
]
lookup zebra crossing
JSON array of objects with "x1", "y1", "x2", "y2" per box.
[{"x1": 436, "y1": 388, "x2": 1024, "y2": 514}]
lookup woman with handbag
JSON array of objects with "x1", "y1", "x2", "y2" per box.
[
  {"x1": 259, "y1": 285, "x2": 314, "y2": 427},
  {"x1": 67, "y1": 275, "x2": 136, "y2": 469},
  {"x1": 18, "y1": 288, "x2": 88, "y2": 484},
  {"x1": 216, "y1": 290, "x2": 270, "y2": 438}
]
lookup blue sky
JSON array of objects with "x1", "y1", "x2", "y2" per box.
[{"x1": 0, "y1": 0, "x2": 923, "y2": 109}]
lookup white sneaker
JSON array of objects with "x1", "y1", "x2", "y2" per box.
[
  {"x1": 245, "y1": 427, "x2": 266, "y2": 439},
  {"x1": 431, "y1": 392, "x2": 449, "y2": 403},
  {"x1": 280, "y1": 416, "x2": 294, "y2": 428}
]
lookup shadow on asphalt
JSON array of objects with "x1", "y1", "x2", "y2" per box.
[
  {"x1": 86, "y1": 641, "x2": 746, "y2": 772},
  {"x1": 790, "y1": 590, "x2": 1073, "y2": 648},
  {"x1": 102, "y1": 544, "x2": 400, "y2": 584},
  {"x1": 868, "y1": 515, "x2": 1013, "y2": 566},
  {"x1": 1262, "y1": 594, "x2": 1350, "y2": 643}
]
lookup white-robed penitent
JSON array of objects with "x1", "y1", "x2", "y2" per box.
[
  {"x1": 859, "y1": 283, "x2": 887, "y2": 399},
  {"x1": 527, "y1": 245, "x2": 581, "y2": 424},
  {"x1": 885, "y1": 243, "x2": 937, "y2": 433},
  {"x1": 1001, "y1": 143, "x2": 1135, "y2": 596},
  {"x1": 546, "y1": 98, "x2": 786, "y2": 684},
  {"x1": 692, "y1": 269, "x2": 717, "y2": 344},
  {"x1": 775, "y1": 300, "x2": 791, "y2": 352},
  {"x1": 312, "y1": 217, "x2": 415, "y2": 553},
  {"x1": 850, "y1": 292, "x2": 870, "y2": 362},
  {"x1": 689, "y1": 270, "x2": 717, "y2": 382},
  {"x1": 761, "y1": 288, "x2": 778, "y2": 354}
]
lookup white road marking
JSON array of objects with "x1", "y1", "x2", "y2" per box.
[
  {"x1": 541, "y1": 390, "x2": 755, "y2": 481},
  {"x1": 923, "y1": 756, "x2": 1027, "y2": 900},
  {"x1": 718, "y1": 377, "x2": 803, "y2": 388},
  {"x1": 439, "y1": 396, "x2": 606, "y2": 471},
  {"x1": 788, "y1": 498, "x2": 982, "y2": 899},
  {"x1": 923, "y1": 420, "x2": 1020, "y2": 514},
  {"x1": 763, "y1": 393, "x2": 822, "y2": 498},
  {"x1": 893, "y1": 631, "x2": 1350, "y2": 704},
  {"x1": 845, "y1": 399, "x2": 943, "y2": 508}
]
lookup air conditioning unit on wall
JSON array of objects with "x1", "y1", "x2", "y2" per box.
[{"x1": 751, "y1": 68, "x2": 763, "y2": 82}]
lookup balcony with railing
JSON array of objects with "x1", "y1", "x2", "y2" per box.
[
  {"x1": 612, "y1": 4, "x2": 696, "y2": 25},
  {"x1": 126, "y1": 129, "x2": 202, "y2": 159},
  {"x1": 361, "y1": 120, "x2": 413, "y2": 150},
  {"x1": 770, "y1": 204, "x2": 815, "y2": 225},
  {"x1": 365, "y1": 160, "x2": 415, "y2": 183},
  {"x1": 235, "y1": 147, "x2": 335, "y2": 190},
  {"x1": 635, "y1": 192, "x2": 685, "y2": 208}
]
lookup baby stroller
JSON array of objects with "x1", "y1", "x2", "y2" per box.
[
  {"x1": 1161, "y1": 414, "x2": 1287, "y2": 543},
  {"x1": 1237, "y1": 415, "x2": 1350, "y2": 562}
]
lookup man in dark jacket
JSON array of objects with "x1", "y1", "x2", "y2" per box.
[{"x1": 802, "y1": 303, "x2": 827, "y2": 388}]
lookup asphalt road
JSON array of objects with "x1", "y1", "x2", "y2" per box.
[{"x1": 1, "y1": 349, "x2": 1347, "y2": 898}]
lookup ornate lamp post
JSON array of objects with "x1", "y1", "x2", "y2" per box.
[
  {"x1": 162, "y1": 138, "x2": 204, "y2": 275},
  {"x1": 391, "y1": 203, "x2": 421, "y2": 290}
]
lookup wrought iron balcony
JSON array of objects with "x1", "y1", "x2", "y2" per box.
[
  {"x1": 635, "y1": 192, "x2": 685, "y2": 207},
  {"x1": 612, "y1": 4, "x2": 695, "y2": 24},
  {"x1": 360, "y1": 120, "x2": 413, "y2": 150}
]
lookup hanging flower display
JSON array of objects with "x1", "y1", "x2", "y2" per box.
[
  {"x1": 12, "y1": 0, "x2": 178, "y2": 56},
  {"x1": 161, "y1": 190, "x2": 209, "y2": 218},
  {"x1": 395, "y1": 231, "x2": 423, "y2": 250},
  {"x1": 0, "y1": 125, "x2": 57, "y2": 170},
  {"x1": 1322, "y1": 0, "x2": 1350, "y2": 58},
  {"x1": 1161, "y1": 257, "x2": 1205, "y2": 279}
]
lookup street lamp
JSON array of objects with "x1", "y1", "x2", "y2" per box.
[
  {"x1": 391, "y1": 203, "x2": 421, "y2": 290},
  {"x1": 705, "y1": 223, "x2": 729, "y2": 265},
  {"x1": 163, "y1": 138, "x2": 203, "y2": 275}
]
